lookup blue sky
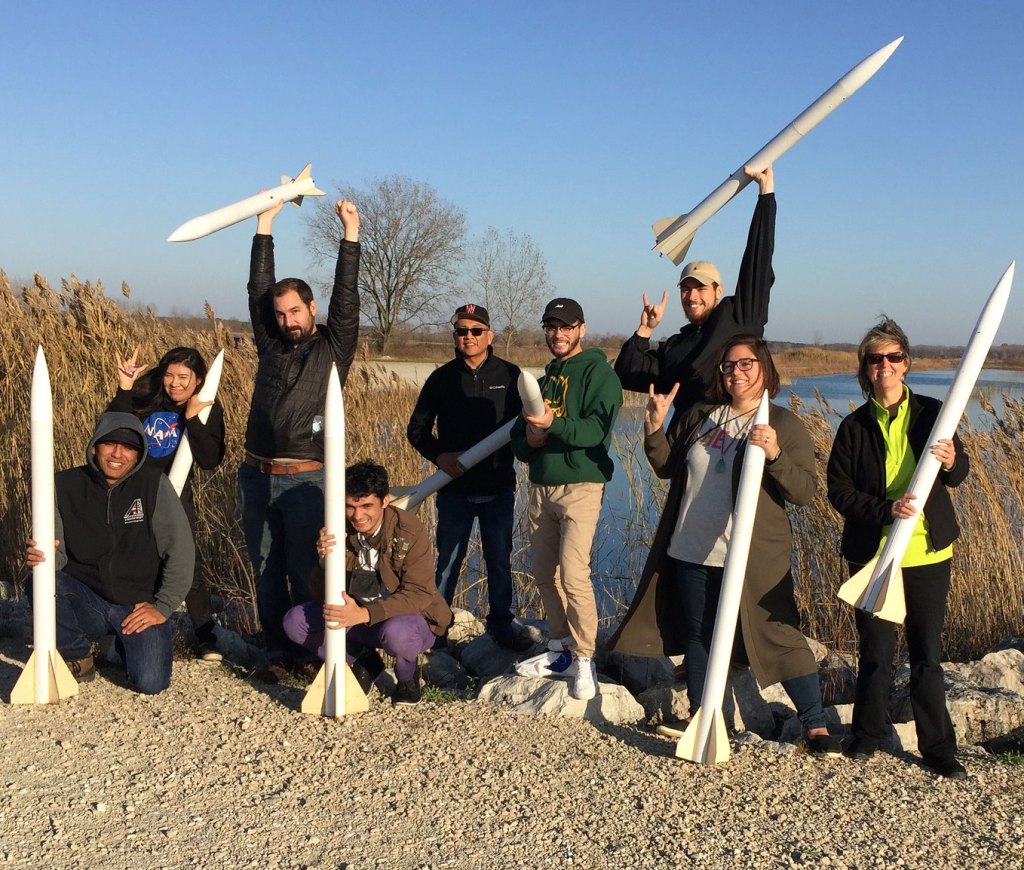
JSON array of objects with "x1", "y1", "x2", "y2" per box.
[{"x1": 3, "y1": 1, "x2": 1023, "y2": 345}]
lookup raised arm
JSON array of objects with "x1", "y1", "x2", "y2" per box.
[
  {"x1": 247, "y1": 199, "x2": 286, "y2": 353},
  {"x1": 325, "y1": 200, "x2": 361, "y2": 387},
  {"x1": 733, "y1": 164, "x2": 776, "y2": 330}
]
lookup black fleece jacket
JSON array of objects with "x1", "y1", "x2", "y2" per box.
[
  {"x1": 826, "y1": 390, "x2": 970, "y2": 564},
  {"x1": 407, "y1": 348, "x2": 522, "y2": 495},
  {"x1": 54, "y1": 412, "x2": 195, "y2": 616}
]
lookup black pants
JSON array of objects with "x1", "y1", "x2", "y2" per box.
[{"x1": 851, "y1": 559, "x2": 957, "y2": 760}]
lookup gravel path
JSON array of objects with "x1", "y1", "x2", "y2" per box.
[{"x1": 2, "y1": 638, "x2": 1023, "y2": 869}]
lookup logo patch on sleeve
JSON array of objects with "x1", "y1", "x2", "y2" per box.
[{"x1": 123, "y1": 498, "x2": 145, "y2": 524}]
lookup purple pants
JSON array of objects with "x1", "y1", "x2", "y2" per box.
[{"x1": 283, "y1": 602, "x2": 434, "y2": 682}]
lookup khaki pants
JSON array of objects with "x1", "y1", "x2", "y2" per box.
[{"x1": 527, "y1": 482, "x2": 604, "y2": 658}]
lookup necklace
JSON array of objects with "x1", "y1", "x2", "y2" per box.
[{"x1": 709, "y1": 406, "x2": 756, "y2": 474}]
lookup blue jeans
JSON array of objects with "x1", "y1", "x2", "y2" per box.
[
  {"x1": 434, "y1": 490, "x2": 515, "y2": 635},
  {"x1": 45, "y1": 571, "x2": 174, "y2": 694},
  {"x1": 238, "y1": 461, "x2": 324, "y2": 658},
  {"x1": 675, "y1": 560, "x2": 825, "y2": 730}
]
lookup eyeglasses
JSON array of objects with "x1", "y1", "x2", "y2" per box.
[
  {"x1": 718, "y1": 357, "x2": 758, "y2": 374},
  {"x1": 865, "y1": 351, "x2": 907, "y2": 366},
  {"x1": 454, "y1": 327, "x2": 487, "y2": 337},
  {"x1": 543, "y1": 322, "x2": 580, "y2": 335}
]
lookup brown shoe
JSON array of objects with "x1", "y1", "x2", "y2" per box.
[{"x1": 68, "y1": 654, "x2": 96, "y2": 682}]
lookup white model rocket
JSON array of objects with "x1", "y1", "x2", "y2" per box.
[
  {"x1": 167, "y1": 350, "x2": 225, "y2": 495},
  {"x1": 676, "y1": 391, "x2": 770, "y2": 764},
  {"x1": 654, "y1": 36, "x2": 903, "y2": 265},
  {"x1": 301, "y1": 364, "x2": 368, "y2": 717},
  {"x1": 389, "y1": 371, "x2": 546, "y2": 511},
  {"x1": 168, "y1": 164, "x2": 326, "y2": 242},
  {"x1": 12, "y1": 347, "x2": 79, "y2": 704},
  {"x1": 838, "y1": 261, "x2": 1015, "y2": 624}
]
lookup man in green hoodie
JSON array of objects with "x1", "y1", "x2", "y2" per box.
[{"x1": 510, "y1": 298, "x2": 623, "y2": 701}]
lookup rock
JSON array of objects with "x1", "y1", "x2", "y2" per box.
[
  {"x1": 477, "y1": 674, "x2": 644, "y2": 724},
  {"x1": 600, "y1": 650, "x2": 673, "y2": 696},
  {"x1": 946, "y1": 649, "x2": 1024, "y2": 697},
  {"x1": 458, "y1": 633, "x2": 523, "y2": 681},
  {"x1": 422, "y1": 649, "x2": 468, "y2": 691},
  {"x1": 447, "y1": 608, "x2": 485, "y2": 644},
  {"x1": 943, "y1": 673, "x2": 1024, "y2": 746},
  {"x1": 729, "y1": 668, "x2": 777, "y2": 737},
  {"x1": 636, "y1": 682, "x2": 691, "y2": 725},
  {"x1": 805, "y1": 636, "x2": 829, "y2": 663}
]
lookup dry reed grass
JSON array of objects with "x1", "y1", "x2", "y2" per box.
[{"x1": 2, "y1": 270, "x2": 1020, "y2": 662}]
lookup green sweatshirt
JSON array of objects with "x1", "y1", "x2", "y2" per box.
[{"x1": 511, "y1": 347, "x2": 623, "y2": 485}]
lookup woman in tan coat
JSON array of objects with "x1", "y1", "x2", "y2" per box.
[{"x1": 610, "y1": 336, "x2": 838, "y2": 753}]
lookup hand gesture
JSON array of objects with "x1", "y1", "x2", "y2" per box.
[
  {"x1": 637, "y1": 290, "x2": 668, "y2": 338},
  {"x1": 256, "y1": 189, "x2": 286, "y2": 234},
  {"x1": 436, "y1": 452, "x2": 465, "y2": 479},
  {"x1": 336, "y1": 200, "x2": 360, "y2": 242},
  {"x1": 931, "y1": 438, "x2": 956, "y2": 472},
  {"x1": 324, "y1": 591, "x2": 370, "y2": 629},
  {"x1": 750, "y1": 423, "x2": 781, "y2": 461},
  {"x1": 116, "y1": 345, "x2": 150, "y2": 391},
  {"x1": 644, "y1": 383, "x2": 680, "y2": 435},
  {"x1": 121, "y1": 602, "x2": 167, "y2": 635},
  {"x1": 316, "y1": 527, "x2": 337, "y2": 560},
  {"x1": 743, "y1": 163, "x2": 774, "y2": 195},
  {"x1": 184, "y1": 394, "x2": 214, "y2": 420},
  {"x1": 26, "y1": 538, "x2": 59, "y2": 568},
  {"x1": 891, "y1": 492, "x2": 918, "y2": 521}
]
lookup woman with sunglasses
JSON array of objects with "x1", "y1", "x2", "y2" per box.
[
  {"x1": 611, "y1": 335, "x2": 839, "y2": 754},
  {"x1": 826, "y1": 318, "x2": 969, "y2": 778}
]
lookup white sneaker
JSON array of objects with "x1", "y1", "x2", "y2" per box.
[
  {"x1": 570, "y1": 656, "x2": 597, "y2": 700},
  {"x1": 547, "y1": 636, "x2": 574, "y2": 652}
]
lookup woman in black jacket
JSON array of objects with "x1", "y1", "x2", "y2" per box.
[
  {"x1": 108, "y1": 345, "x2": 227, "y2": 661},
  {"x1": 827, "y1": 318, "x2": 969, "y2": 778}
]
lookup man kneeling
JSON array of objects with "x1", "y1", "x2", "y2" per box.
[
  {"x1": 25, "y1": 413, "x2": 194, "y2": 694},
  {"x1": 283, "y1": 461, "x2": 452, "y2": 705}
]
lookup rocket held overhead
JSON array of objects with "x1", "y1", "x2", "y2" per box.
[
  {"x1": 302, "y1": 364, "x2": 368, "y2": 718},
  {"x1": 167, "y1": 350, "x2": 225, "y2": 496},
  {"x1": 653, "y1": 36, "x2": 904, "y2": 265},
  {"x1": 389, "y1": 371, "x2": 545, "y2": 511},
  {"x1": 11, "y1": 347, "x2": 78, "y2": 705},
  {"x1": 838, "y1": 261, "x2": 1016, "y2": 624},
  {"x1": 167, "y1": 163, "x2": 326, "y2": 242},
  {"x1": 676, "y1": 391, "x2": 770, "y2": 765}
]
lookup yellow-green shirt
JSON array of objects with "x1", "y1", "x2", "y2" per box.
[{"x1": 871, "y1": 390, "x2": 953, "y2": 566}]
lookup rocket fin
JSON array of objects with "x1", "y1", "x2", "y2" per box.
[
  {"x1": 11, "y1": 650, "x2": 79, "y2": 705},
  {"x1": 294, "y1": 163, "x2": 313, "y2": 181},
  {"x1": 660, "y1": 232, "x2": 696, "y2": 267},
  {"x1": 291, "y1": 196, "x2": 304, "y2": 208},
  {"x1": 869, "y1": 566, "x2": 907, "y2": 624},
  {"x1": 837, "y1": 557, "x2": 877, "y2": 608},
  {"x1": 675, "y1": 707, "x2": 730, "y2": 764},
  {"x1": 301, "y1": 663, "x2": 369, "y2": 717},
  {"x1": 652, "y1": 215, "x2": 680, "y2": 237},
  {"x1": 308, "y1": 186, "x2": 326, "y2": 197},
  {"x1": 281, "y1": 175, "x2": 294, "y2": 186},
  {"x1": 387, "y1": 484, "x2": 419, "y2": 512}
]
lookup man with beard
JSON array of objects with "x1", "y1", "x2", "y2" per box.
[
  {"x1": 510, "y1": 298, "x2": 622, "y2": 700},
  {"x1": 614, "y1": 165, "x2": 776, "y2": 437},
  {"x1": 238, "y1": 198, "x2": 360, "y2": 678}
]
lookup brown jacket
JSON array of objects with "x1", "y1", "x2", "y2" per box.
[
  {"x1": 609, "y1": 401, "x2": 818, "y2": 688},
  {"x1": 311, "y1": 506, "x2": 453, "y2": 637}
]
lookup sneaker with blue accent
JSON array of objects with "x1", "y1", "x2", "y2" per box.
[{"x1": 570, "y1": 656, "x2": 597, "y2": 700}]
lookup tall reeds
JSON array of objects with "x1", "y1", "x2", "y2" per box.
[{"x1": 2, "y1": 270, "x2": 1020, "y2": 662}]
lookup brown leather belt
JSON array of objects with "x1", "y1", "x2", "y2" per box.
[{"x1": 245, "y1": 456, "x2": 324, "y2": 475}]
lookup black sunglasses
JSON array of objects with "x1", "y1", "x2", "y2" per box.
[
  {"x1": 865, "y1": 351, "x2": 907, "y2": 365},
  {"x1": 454, "y1": 327, "x2": 487, "y2": 337}
]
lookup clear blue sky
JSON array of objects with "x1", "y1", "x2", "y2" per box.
[{"x1": 3, "y1": 1, "x2": 1023, "y2": 345}]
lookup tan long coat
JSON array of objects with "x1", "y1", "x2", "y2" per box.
[{"x1": 608, "y1": 401, "x2": 818, "y2": 688}]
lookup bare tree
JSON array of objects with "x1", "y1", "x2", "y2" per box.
[
  {"x1": 305, "y1": 176, "x2": 466, "y2": 355},
  {"x1": 468, "y1": 227, "x2": 553, "y2": 356}
]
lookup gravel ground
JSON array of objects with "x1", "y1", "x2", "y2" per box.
[{"x1": 2, "y1": 638, "x2": 1023, "y2": 870}]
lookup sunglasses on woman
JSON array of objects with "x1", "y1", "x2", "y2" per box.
[
  {"x1": 718, "y1": 357, "x2": 758, "y2": 374},
  {"x1": 865, "y1": 351, "x2": 907, "y2": 365},
  {"x1": 454, "y1": 327, "x2": 487, "y2": 337}
]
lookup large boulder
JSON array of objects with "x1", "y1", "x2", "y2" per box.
[
  {"x1": 422, "y1": 649, "x2": 469, "y2": 691},
  {"x1": 459, "y1": 633, "x2": 530, "y2": 681},
  {"x1": 600, "y1": 650, "x2": 674, "y2": 696},
  {"x1": 448, "y1": 608, "x2": 485, "y2": 644},
  {"x1": 478, "y1": 674, "x2": 644, "y2": 725}
]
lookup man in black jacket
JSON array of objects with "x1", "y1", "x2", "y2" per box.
[
  {"x1": 614, "y1": 165, "x2": 776, "y2": 435},
  {"x1": 26, "y1": 412, "x2": 194, "y2": 694},
  {"x1": 238, "y1": 198, "x2": 360, "y2": 673},
  {"x1": 407, "y1": 304, "x2": 528, "y2": 649}
]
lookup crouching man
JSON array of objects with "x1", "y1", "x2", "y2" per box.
[
  {"x1": 283, "y1": 461, "x2": 452, "y2": 706},
  {"x1": 25, "y1": 412, "x2": 194, "y2": 694}
]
